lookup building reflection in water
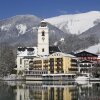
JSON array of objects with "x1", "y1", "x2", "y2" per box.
[{"x1": 7, "y1": 81, "x2": 100, "y2": 100}]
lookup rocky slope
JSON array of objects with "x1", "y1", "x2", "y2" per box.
[
  {"x1": 0, "y1": 13, "x2": 100, "y2": 53},
  {"x1": 0, "y1": 15, "x2": 65, "y2": 46}
]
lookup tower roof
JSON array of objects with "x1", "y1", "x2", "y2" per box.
[
  {"x1": 75, "y1": 51, "x2": 98, "y2": 57},
  {"x1": 40, "y1": 20, "x2": 47, "y2": 27}
]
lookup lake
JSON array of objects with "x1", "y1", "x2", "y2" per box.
[{"x1": 0, "y1": 81, "x2": 100, "y2": 100}]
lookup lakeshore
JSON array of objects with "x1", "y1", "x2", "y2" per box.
[
  {"x1": 12, "y1": 21, "x2": 100, "y2": 82},
  {"x1": 2, "y1": 73, "x2": 100, "y2": 82}
]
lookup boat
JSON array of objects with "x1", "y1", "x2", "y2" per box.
[
  {"x1": 75, "y1": 76, "x2": 89, "y2": 81},
  {"x1": 75, "y1": 74, "x2": 90, "y2": 81},
  {"x1": 3, "y1": 74, "x2": 24, "y2": 81}
]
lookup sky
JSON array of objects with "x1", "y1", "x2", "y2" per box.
[{"x1": 0, "y1": 0, "x2": 100, "y2": 19}]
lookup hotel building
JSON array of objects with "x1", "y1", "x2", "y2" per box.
[{"x1": 16, "y1": 21, "x2": 78, "y2": 80}]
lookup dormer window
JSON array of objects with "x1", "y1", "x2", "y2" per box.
[{"x1": 42, "y1": 31, "x2": 45, "y2": 36}]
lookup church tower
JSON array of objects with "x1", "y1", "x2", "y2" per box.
[{"x1": 38, "y1": 21, "x2": 49, "y2": 56}]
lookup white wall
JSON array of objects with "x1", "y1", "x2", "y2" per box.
[{"x1": 38, "y1": 26, "x2": 49, "y2": 56}]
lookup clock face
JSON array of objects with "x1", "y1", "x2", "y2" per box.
[{"x1": 42, "y1": 37, "x2": 45, "y2": 41}]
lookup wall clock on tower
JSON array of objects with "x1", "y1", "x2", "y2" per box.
[{"x1": 42, "y1": 37, "x2": 45, "y2": 41}]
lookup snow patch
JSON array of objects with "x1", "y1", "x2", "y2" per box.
[
  {"x1": 60, "y1": 37, "x2": 64, "y2": 42},
  {"x1": 0, "y1": 24, "x2": 11, "y2": 31},
  {"x1": 54, "y1": 41, "x2": 58, "y2": 46},
  {"x1": 32, "y1": 27, "x2": 38, "y2": 32},
  {"x1": 16, "y1": 24, "x2": 27, "y2": 35}
]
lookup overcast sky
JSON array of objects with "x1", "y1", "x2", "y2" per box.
[{"x1": 0, "y1": 0, "x2": 100, "y2": 19}]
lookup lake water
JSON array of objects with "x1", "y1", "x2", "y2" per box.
[{"x1": 0, "y1": 81, "x2": 100, "y2": 100}]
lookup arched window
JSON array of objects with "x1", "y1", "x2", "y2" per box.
[
  {"x1": 42, "y1": 48, "x2": 44, "y2": 52},
  {"x1": 42, "y1": 31, "x2": 45, "y2": 36}
]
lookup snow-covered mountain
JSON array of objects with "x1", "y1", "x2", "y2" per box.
[
  {"x1": 0, "y1": 12, "x2": 100, "y2": 53},
  {"x1": 79, "y1": 23, "x2": 100, "y2": 39},
  {"x1": 45, "y1": 11, "x2": 100, "y2": 34},
  {"x1": 0, "y1": 15, "x2": 65, "y2": 46},
  {"x1": 81, "y1": 43, "x2": 100, "y2": 54},
  {"x1": 0, "y1": 15, "x2": 41, "y2": 36}
]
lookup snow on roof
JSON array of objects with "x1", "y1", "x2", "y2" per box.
[{"x1": 49, "y1": 52, "x2": 75, "y2": 58}]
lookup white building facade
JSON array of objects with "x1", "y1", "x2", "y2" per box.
[
  {"x1": 38, "y1": 21, "x2": 49, "y2": 56},
  {"x1": 16, "y1": 47, "x2": 37, "y2": 75},
  {"x1": 16, "y1": 20, "x2": 49, "y2": 75}
]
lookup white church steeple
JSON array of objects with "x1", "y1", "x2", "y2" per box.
[{"x1": 38, "y1": 21, "x2": 49, "y2": 56}]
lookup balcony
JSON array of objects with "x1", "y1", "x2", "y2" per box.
[
  {"x1": 49, "y1": 68, "x2": 54, "y2": 71},
  {"x1": 43, "y1": 60, "x2": 48, "y2": 63},
  {"x1": 56, "y1": 70, "x2": 64, "y2": 73},
  {"x1": 43, "y1": 65, "x2": 48, "y2": 67},
  {"x1": 79, "y1": 64, "x2": 92, "y2": 67},
  {"x1": 33, "y1": 60, "x2": 42, "y2": 64},
  {"x1": 55, "y1": 64, "x2": 63, "y2": 66},
  {"x1": 71, "y1": 59, "x2": 77, "y2": 62},
  {"x1": 55, "y1": 58, "x2": 63, "y2": 62},
  {"x1": 56, "y1": 68, "x2": 63, "y2": 71},
  {"x1": 25, "y1": 70, "x2": 48, "y2": 75},
  {"x1": 49, "y1": 58, "x2": 54, "y2": 61},
  {"x1": 68, "y1": 68, "x2": 78, "y2": 71},
  {"x1": 71, "y1": 64, "x2": 77, "y2": 67}
]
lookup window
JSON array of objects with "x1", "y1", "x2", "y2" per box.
[
  {"x1": 42, "y1": 48, "x2": 44, "y2": 52},
  {"x1": 20, "y1": 58, "x2": 22, "y2": 64},
  {"x1": 42, "y1": 31, "x2": 45, "y2": 36},
  {"x1": 20, "y1": 95, "x2": 22, "y2": 100}
]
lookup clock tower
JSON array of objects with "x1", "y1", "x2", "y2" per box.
[{"x1": 38, "y1": 21, "x2": 49, "y2": 56}]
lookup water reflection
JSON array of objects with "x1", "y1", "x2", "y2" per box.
[{"x1": 1, "y1": 81, "x2": 100, "y2": 100}]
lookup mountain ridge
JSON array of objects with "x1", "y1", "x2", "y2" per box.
[
  {"x1": 0, "y1": 12, "x2": 100, "y2": 53},
  {"x1": 0, "y1": 15, "x2": 66, "y2": 47},
  {"x1": 45, "y1": 11, "x2": 100, "y2": 34}
]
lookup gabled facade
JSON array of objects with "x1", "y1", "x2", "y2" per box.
[
  {"x1": 75, "y1": 51, "x2": 98, "y2": 75},
  {"x1": 24, "y1": 52, "x2": 78, "y2": 77},
  {"x1": 48, "y1": 52, "x2": 78, "y2": 74},
  {"x1": 75, "y1": 51, "x2": 98, "y2": 63},
  {"x1": 78, "y1": 60, "x2": 93, "y2": 75}
]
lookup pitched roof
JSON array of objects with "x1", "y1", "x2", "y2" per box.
[
  {"x1": 75, "y1": 51, "x2": 98, "y2": 57},
  {"x1": 49, "y1": 46, "x2": 61, "y2": 54},
  {"x1": 49, "y1": 52, "x2": 76, "y2": 58}
]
